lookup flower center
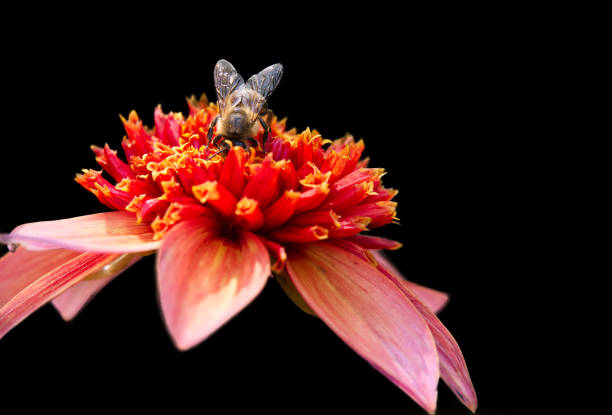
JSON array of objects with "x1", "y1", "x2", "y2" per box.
[{"x1": 76, "y1": 95, "x2": 399, "y2": 244}]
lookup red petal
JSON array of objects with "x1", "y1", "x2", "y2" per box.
[
  {"x1": 322, "y1": 135, "x2": 365, "y2": 183},
  {"x1": 261, "y1": 190, "x2": 301, "y2": 231},
  {"x1": 160, "y1": 177, "x2": 190, "y2": 201},
  {"x1": 293, "y1": 184, "x2": 330, "y2": 213},
  {"x1": 92, "y1": 144, "x2": 135, "y2": 182},
  {"x1": 0, "y1": 247, "x2": 121, "y2": 339},
  {"x1": 176, "y1": 159, "x2": 210, "y2": 196},
  {"x1": 154, "y1": 106, "x2": 181, "y2": 146},
  {"x1": 220, "y1": 147, "x2": 247, "y2": 198},
  {"x1": 341, "y1": 201, "x2": 398, "y2": 229},
  {"x1": 156, "y1": 217, "x2": 271, "y2": 350},
  {"x1": 116, "y1": 177, "x2": 160, "y2": 198},
  {"x1": 378, "y1": 260, "x2": 478, "y2": 412},
  {"x1": 287, "y1": 209, "x2": 340, "y2": 228},
  {"x1": 266, "y1": 225, "x2": 329, "y2": 243},
  {"x1": 320, "y1": 181, "x2": 374, "y2": 212},
  {"x1": 137, "y1": 197, "x2": 170, "y2": 222},
  {"x1": 0, "y1": 212, "x2": 161, "y2": 253},
  {"x1": 243, "y1": 157, "x2": 281, "y2": 209},
  {"x1": 192, "y1": 181, "x2": 237, "y2": 218},
  {"x1": 234, "y1": 197, "x2": 264, "y2": 231},
  {"x1": 330, "y1": 168, "x2": 382, "y2": 193},
  {"x1": 362, "y1": 182, "x2": 398, "y2": 204},
  {"x1": 286, "y1": 242, "x2": 439, "y2": 413},
  {"x1": 328, "y1": 216, "x2": 371, "y2": 238},
  {"x1": 52, "y1": 254, "x2": 141, "y2": 321},
  {"x1": 186, "y1": 94, "x2": 208, "y2": 116},
  {"x1": 121, "y1": 110, "x2": 153, "y2": 155},
  {"x1": 278, "y1": 160, "x2": 298, "y2": 192},
  {"x1": 75, "y1": 169, "x2": 134, "y2": 210}
]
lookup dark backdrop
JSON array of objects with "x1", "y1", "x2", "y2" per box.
[{"x1": 0, "y1": 16, "x2": 533, "y2": 415}]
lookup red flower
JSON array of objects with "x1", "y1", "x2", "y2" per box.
[{"x1": 0, "y1": 94, "x2": 476, "y2": 414}]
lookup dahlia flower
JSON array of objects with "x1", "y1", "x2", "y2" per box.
[{"x1": 0, "y1": 94, "x2": 476, "y2": 413}]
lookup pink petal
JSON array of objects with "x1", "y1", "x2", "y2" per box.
[
  {"x1": 156, "y1": 217, "x2": 271, "y2": 351},
  {"x1": 52, "y1": 254, "x2": 142, "y2": 321},
  {"x1": 286, "y1": 242, "x2": 439, "y2": 414},
  {"x1": 371, "y1": 251, "x2": 449, "y2": 314},
  {"x1": 0, "y1": 247, "x2": 121, "y2": 339},
  {"x1": 0, "y1": 211, "x2": 161, "y2": 253},
  {"x1": 1, "y1": 248, "x2": 78, "y2": 306},
  {"x1": 379, "y1": 265, "x2": 478, "y2": 413}
]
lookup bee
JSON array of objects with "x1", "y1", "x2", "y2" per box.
[{"x1": 206, "y1": 59, "x2": 283, "y2": 159}]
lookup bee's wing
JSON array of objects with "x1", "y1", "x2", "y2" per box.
[
  {"x1": 245, "y1": 63, "x2": 284, "y2": 101},
  {"x1": 214, "y1": 59, "x2": 245, "y2": 112}
]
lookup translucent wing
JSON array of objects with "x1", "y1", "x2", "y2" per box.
[
  {"x1": 245, "y1": 63, "x2": 284, "y2": 99},
  {"x1": 214, "y1": 59, "x2": 244, "y2": 112}
]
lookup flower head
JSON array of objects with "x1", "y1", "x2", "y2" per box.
[
  {"x1": 75, "y1": 96, "x2": 396, "y2": 247},
  {"x1": 0, "y1": 93, "x2": 476, "y2": 414}
]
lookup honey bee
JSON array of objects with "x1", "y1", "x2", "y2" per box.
[{"x1": 206, "y1": 59, "x2": 283, "y2": 159}]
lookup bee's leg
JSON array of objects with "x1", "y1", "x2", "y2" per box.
[
  {"x1": 258, "y1": 116, "x2": 270, "y2": 147},
  {"x1": 206, "y1": 115, "x2": 219, "y2": 148},
  {"x1": 205, "y1": 147, "x2": 227, "y2": 161},
  {"x1": 210, "y1": 134, "x2": 225, "y2": 149},
  {"x1": 206, "y1": 140, "x2": 230, "y2": 160},
  {"x1": 246, "y1": 137, "x2": 259, "y2": 149}
]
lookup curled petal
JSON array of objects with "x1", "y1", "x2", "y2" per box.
[
  {"x1": 157, "y1": 217, "x2": 271, "y2": 351},
  {"x1": 286, "y1": 241, "x2": 439, "y2": 414},
  {"x1": 0, "y1": 247, "x2": 121, "y2": 339},
  {"x1": 345, "y1": 234, "x2": 403, "y2": 251},
  {"x1": 257, "y1": 235, "x2": 287, "y2": 273},
  {"x1": 0, "y1": 212, "x2": 161, "y2": 253}
]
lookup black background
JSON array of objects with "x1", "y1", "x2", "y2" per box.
[{"x1": 0, "y1": 12, "x2": 539, "y2": 415}]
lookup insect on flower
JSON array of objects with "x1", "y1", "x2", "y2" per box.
[
  {"x1": 0, "y1": 59, "x2": 477, "y2": 414},
  {"x1": 206, "y1": 59, "x2": 283, "y2": 159}
]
